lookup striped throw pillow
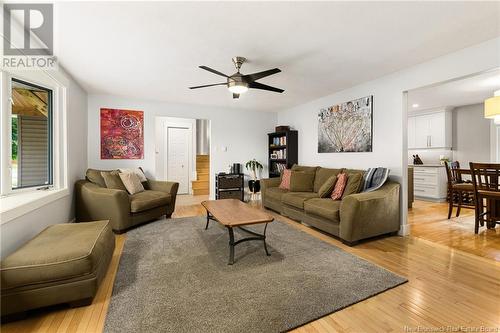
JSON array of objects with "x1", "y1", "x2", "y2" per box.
[
  {"x1": 279, "y1": 169, "x2": 292, "y2": 190},
  {"x1": 331, "y1": 173, "x2": 348, "y2": 200}
]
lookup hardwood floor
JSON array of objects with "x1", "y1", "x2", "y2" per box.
[
  {"x1": 409, "y1": 200, "x2": 500, "y2": 260},
  {"x1": 2, "y1": 196, "x2": 499, "y2": 332}
]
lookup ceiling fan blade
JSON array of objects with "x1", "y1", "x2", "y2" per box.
[
  {"x1": 249, "y1": 82, "x2": 284, "y2": 93},
  {"x1": 189, "y1": 83, "x2": 227, "y2": 89},
  {"x1": 233, "y1": 93, "x2": 240, "y2": 99},
  {"x1": 243, "y1": 68, "x2": 281, "y2": 82},
  {"x1": 199, "y1": 66, "x2": 229, "y2": 78}
]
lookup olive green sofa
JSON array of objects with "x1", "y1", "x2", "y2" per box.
[
  {"x1": 261, "y1": 165, "x2": 400, "y2": 245},
  {"x1": 75, "y1": 169, "x2": 179, "y2": 233}
]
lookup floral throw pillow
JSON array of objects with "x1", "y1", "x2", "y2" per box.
[
  {"x1": 331, "y1": 173, "x2": 348, "y2": 200},
  {"x1": 279, "y1": 169, "x2": 292, "y2": 190}
]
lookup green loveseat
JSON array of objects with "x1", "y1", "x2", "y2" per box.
[
  {"x1": 261, "y1": 165, "x2": 400, "y2": 245},
  {"x1": 75, "y1": 169, "x2": 179, "y2": 233}
]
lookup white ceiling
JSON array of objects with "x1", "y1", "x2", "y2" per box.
[
  {"x1": 54, "y1": 2, "x2": 500, "y2": 112},
  {"x1": 408, "y1": 69, "x2": 500, "y2": 112}
]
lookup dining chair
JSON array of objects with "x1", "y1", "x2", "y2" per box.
[
  {"x1": 444, "y1": 161, "x2": 474, "y2": 219},
  {"x1": 469, "y1": 163, "x2": 500, "y2": 233}
]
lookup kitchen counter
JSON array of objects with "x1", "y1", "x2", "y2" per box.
[{"x1": 409, "y1": 164, "x2": 444, "y2": 167}]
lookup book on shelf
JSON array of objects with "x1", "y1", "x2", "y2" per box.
[
  {"x1": 270, "y1": 148, "x2": 286, "y2": 159},
  {"x1": 271, "y1": 136, "x2": 287, "y2": 147},
  {"x1": 273, "y1": 162, "x2": 287, "y2": 174}
]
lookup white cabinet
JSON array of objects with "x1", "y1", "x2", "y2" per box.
[
  {"x1": 408, "y1": 117, "x2": 416, "y2": 149},
  {"x1": 413, "y1": 166, "x2": 447, "y2": 201},
  {"x1": 408, "y1": 110, "x2": 452, "y2": 149},
  {"x1": 414, "y1": 115, "x2": 430, "y2": 148},
  {"x1": 428, "y1": 112, "x2": 447, "y2": 148}
]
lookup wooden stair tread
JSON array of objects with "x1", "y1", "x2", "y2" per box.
[
  {"x1": 194, "y1": 154, "x2": 210, "y2": 194},
  {"x1": 192, "y1": 180, "x2": 209, "y2": 190},
  {"x1": 193, "y1": 188, "x2": 209, "y2": 195}
]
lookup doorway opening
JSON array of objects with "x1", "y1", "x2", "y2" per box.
[
  {"x1": 404, "y1": 68, "x2": 500, "y2": 259},
  {"x1": 155, "y1": 117, "x2": 210, "y2": 196}
]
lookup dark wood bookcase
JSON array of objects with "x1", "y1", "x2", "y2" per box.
[{"x1": 268, "y1": 130, "x2": 298, "y2": 178}]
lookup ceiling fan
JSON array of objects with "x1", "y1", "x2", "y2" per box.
[{"x1": 189, "y1": 56, "x2": 284, "y2": 99}]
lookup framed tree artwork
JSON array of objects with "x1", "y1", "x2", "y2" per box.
[
  {"x1": 100, "y1": 108, "x2": 144, "y2": 159},
  {"x1": 318, "y1": 95, "x2": 373, "y2": 153}
]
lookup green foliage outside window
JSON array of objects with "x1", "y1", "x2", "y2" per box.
[{"x1": 12, "y1": 116, "x2": 18, "y2": 161}]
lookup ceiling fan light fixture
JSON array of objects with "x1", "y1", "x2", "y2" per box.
[{"x1": 228, "y1": 81, "x2": 248, "y2": 94}]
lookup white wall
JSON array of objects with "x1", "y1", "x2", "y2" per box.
[
  {"x1": 277, "y1": 37, "x2": 500, "y2": 233},
  {"x1": 87, "y1": 95, "x2": 277, "y2": 198},
  {"x1": 452, "y1": 103, "x2": 492, "y2": 163},
  {"x1": 490, "y1": 122, "x2": 500, "y2": 162},
  {"x1": 1, "y1": 69, "x2": 88, "y2": 257}
]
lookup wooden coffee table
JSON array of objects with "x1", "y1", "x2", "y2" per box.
[{"x1": 201, "y1": 199, "x2": 274, "y2": 265}]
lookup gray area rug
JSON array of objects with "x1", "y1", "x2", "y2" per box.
[{"x1": 104, "y1": 216, "x2": 407, "y2": 332}]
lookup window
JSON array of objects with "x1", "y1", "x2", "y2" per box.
[
  {"x1": 10, "y1": 78, "x2": 53, "y2": 190},
  {"x1": 0, "y1": 70, "x2": 68, "y2": 223}
]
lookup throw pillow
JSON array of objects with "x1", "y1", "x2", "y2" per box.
[
  {"x1": 342, "y1": 172, "x2": 363, "y2": 199},
  {"x1": 331, "y1": 173, "x2": 348, "y2": 200},
  {"x1": 318, "y1": 175, "x2": 337, "y2": 198},
  {"x1": 362, "y1": 167, "x2": 390, "y2": 192},
  {"x1": 119, "y1": 167, "x2": 147, "y2": 182},
  {"x1": 119, "y1": 172, "x2": 145, "y2": 195},
  {"x1": 101, "y1": 171, "x2": 127, "y2": 191},
  {"x1": 86, "y1": 169, "x2": 106, "y2": 187},
  {"x1": 290, "y1": 171, "x2": 315, "y2": 192},
  {"x1": 279, "y1": 169, "x2": 292, "y2": 190}
]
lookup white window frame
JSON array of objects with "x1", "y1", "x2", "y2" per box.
[{"x1": 0, "y1": 69, "x2": 68, "y2": 222}]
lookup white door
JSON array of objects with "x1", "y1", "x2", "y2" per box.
[
  {"x1": 428, "y1": 112, "x2": 445, "y2": 148},
  {"x1": 167, "y1": 127, "x2": 190, "y2": 194},
  {"x1": 414, "y1": 115, "x2": 430, "y2": 148}
]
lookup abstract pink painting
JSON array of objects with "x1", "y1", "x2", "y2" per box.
[{"x1": 100, "y1": 108, "x2": 144, "y2": 159}]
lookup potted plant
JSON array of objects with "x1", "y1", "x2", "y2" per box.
[{"x1": 245, "y1": 159, "x2": 263, "y2": 193}]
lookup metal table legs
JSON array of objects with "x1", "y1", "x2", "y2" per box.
[
  {"x1": 204, "y1": 211, "x2": 270, "y2": 265},
  {"x1": 226, "y1": 224, "x2": 270, "y2": 265}
]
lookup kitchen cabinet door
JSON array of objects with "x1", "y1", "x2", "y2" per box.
[
  {"x1": 414, "y1": 115, "x2": 430, "y2": 148},
  {"x1": 428, "y1": 112, "x2": 446, "y2": 148}
]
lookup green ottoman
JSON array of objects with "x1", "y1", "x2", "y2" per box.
[{"x1": 1, "y1": 220, "x2": 115, "y2": 317}]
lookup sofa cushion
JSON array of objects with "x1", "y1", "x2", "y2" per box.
[
  {"x1": 119, "y1": 172, "x2": 145, "y2": 195},
  {"x1": 129, "y1": 190, "x2": 171, "y2": 213},
  {"x1": 86, "y1": 168, "x2": 107, "y2": 187},
  {"x1": 102, "y1": 171, "x2": 127, "y2": 191},
  {"x1": 313, "y1": 167, "x2": 343, "y2": 192},
  {"x1": 290, "y1": 171, "x2": 315, "y2": 192},
  {"x1": 318, "y1": 175, "x2": 337, "y2": 198},
  {"x1": 119, "y1": 167, "x2": 147, "y2": 182},
  {"x1": 1, "y1": 221, "x2": 112, "y2": 290},
  {"x1": 344, "y1": 168, "x2": 365, "y2": 175},
  {"x1": 304, "y1": 198, "x2": 341, "y2": 223},
  {"x1": 266, "y1": 187, "x2": 289, "y2": 201},
  {"x1": 291, "y1": 164, "x2": 319, "y2": 174},
  {"x1": 342, "y1": 172, "x2": 363, "y2": 199},
  {"x1": 282, "y1": 192, "x2": 318, "y2": 209}
]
